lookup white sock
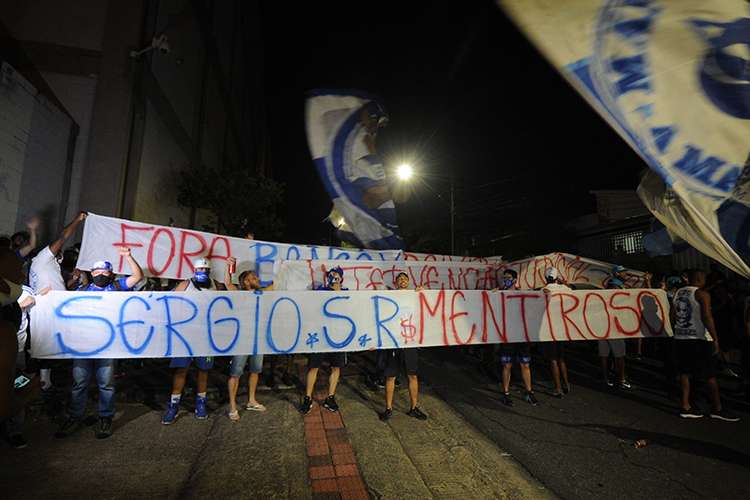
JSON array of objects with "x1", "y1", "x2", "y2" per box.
[
  {"x1": 40, "y1": 368, "x2": 52, "y2": 390},
  {"x1": 197, "y1": 392, "x2": 207, "y2": 399},
  {"x1": 170, "y1": 394, "x2": 181, "y2": 404}
]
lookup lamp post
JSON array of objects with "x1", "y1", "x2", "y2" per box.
[{"x1": 395, "y1": 163, "x2": 456, "y2": 255}]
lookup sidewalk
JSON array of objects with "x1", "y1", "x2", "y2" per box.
[{"x1": 1, "y1": 356, "x2": 554, "y2": 500}]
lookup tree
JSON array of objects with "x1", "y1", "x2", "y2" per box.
[{"x1": 178, "y1": 162, "x2": 285, "y2": 239}]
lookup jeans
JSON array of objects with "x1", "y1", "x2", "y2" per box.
[
  {"x1": 229, "y1": 354, "x2": 264, "y2": 377},
  {"x1": 70, "y1": 358, "x2": 116, "y2": 418}
]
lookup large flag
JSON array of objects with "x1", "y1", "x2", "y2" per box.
[
  {"x1": 499, "y1": 1, "x2": 750, "y2": 277},
  {"x1": 305, "y1": 90, "x2": 404, "y2": 250}
]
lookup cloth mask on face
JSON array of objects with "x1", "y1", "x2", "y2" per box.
[
  {"x1": 92, "y1": 274, "x2": 114, "y2": 288},
  {"x1": 503, "y1": 279, "x2": 515, "y2": 289},
  {"x1": 194, "y1": 270, "x2": 210, "y2": 282}
]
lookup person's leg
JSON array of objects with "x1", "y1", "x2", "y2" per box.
[
  {"x1": 247, "y1": 355, "x2": 264, "y2": 407},
  {"x1": 706, "y1": 376, "x2": 722, "y2": 412},
  {"x1": 550, "y1": 360, "x2": 562, "y2": 394},
  {"x1": 598, "y1": 340, "x2": 610, "y2": 383},
  {"x1": 70, "y1": 359, "x2": 93, "y2": 419},
  {"x1": 196, "y1": 369, "x2": 209, "y2": 393},
  {"x1": 305, "y1": 368, "x2": 319, "y2": 397},
  {"x1": 407, "y1": 374, "x2": 419, "y2": 409},
  {"x1": 385, "y1": 376, "x2": 396, "y2": 409},
  {"x1": 95, "y1": 358, "x2": 116, "y2": 417},
  {"x1": 328, "y1": 367, "x2": 340, "y2": 396},
  {"x1": 560, "y1": 359, "x2": 570, "y2": 388},
  {"x1": 680, "y1": 374, "x2": 691, "y2": 410},
  {"x1": 227, "y1": 355, "x2": 247, "y2": 414},
  {"x1": 171, "y1": 368, "x2": 188, "y2": 396},
  {"x1": 520, "y1": 363, "x2": 533, "y2": 392},
  {"x1": 502, "y1": 363, "x2": 512, "y2": 393},
  {"x1": 615, "y1": 356, "x2": 626, "y2": 383}
]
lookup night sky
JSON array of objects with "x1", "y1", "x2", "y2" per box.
[{"x1": 261, "y1": 0, "x2": 645, "y2": 258}]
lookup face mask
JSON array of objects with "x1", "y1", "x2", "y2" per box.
[
  {"x1": 92, "y1": 274, "x2": 113, "y2": 288},
  {"x1": 194, "y1": 270, "x2": 210, "y2": 282},
  {"x1": 503, "y1": 279, "x2": 515, "y2": 289},
  {"x1": 0, "y1": 278, "x2": 23, "y2": 306}
]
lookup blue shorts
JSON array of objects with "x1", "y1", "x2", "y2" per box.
[
  {"x1": 499, "y1": 344, "x2": 531, "y2": 365},
  {"x1": 169, "y1": 357, "x2": 214, "y2": 370},
  {"x1": 229, "y1": 354, "x2": 264, "y2": 377}
]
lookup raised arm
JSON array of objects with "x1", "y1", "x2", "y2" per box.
[
  {"x1": 121, "y1": 248, "x2": 144, "y2": 289},
  {"x1": 49, "y1": 212, "x2": 87, "y2": 256},
  {"x1": 18, "y1": 216, "x2": 40, "y2": 258},
  {"x1": 224, "y1": 257, "x2": 238, "y2": 291}
]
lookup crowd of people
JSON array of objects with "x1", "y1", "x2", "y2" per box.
[{"x1": 1, "y1": 212, "x2": 747, "y2": 452}]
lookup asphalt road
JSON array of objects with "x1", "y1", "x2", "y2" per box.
[{"x1": 416, "y1": 344, "x2": 750, "y2": 500}]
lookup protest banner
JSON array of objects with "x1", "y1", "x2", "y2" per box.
[
  {"x1": 402, "y1": 252, "x2": 503, "y2": 264},
  {"x1": 77, "y1": 214, "x2": 499, "y2": 287},
  {"x1": 30, "y1": 289, "x2": 671, "y2": 359},
  {"x1": 78, "y1": 214, "x2": 402, "y2": 286},
  {"x1": 275, "y1": 260, "x2": 503, "y2": 291},
  {"x1": 502, "y1": 253, "x2": 647, "y2": 290}
]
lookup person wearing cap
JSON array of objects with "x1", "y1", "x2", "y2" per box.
[
  {"x1": 299, "y1": 267, "x2": 348, "y2": 415},
  {"x1": 28, "y1": 212, "x2": 87, "y2": 392},
  {"x1": 498, "y1": 269, "x2": 539, "y2": 407},
  {"x1": 599, "y1": 265, "x2": 632, "y2": 390},
  {"x1": 162, "y1": 257, "x2": 220, "y2": 425},
  {"x1": 55, "y1": 247, "x2": 144, "y2": 440},
  {"x1": 223, "y1": 257, "x2": 272, "y2": 420},
  {"x1": 379, "y1": 272, "x2": 427, "y2": 421},
  {"x1": 541, "y1": 267, "x2": 572, "y2": 397}
]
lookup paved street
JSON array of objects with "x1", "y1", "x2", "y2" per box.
[{"x1": 1, "y1": 345, "x2": 748, "y2": 499}]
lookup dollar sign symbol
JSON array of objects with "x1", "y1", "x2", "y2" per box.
[{"x1": 400, "y1": 314, "x2": 417, "y2": 344}]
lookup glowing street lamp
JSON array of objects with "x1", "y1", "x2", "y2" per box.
[{"x1": 396, "y1": 163, "x2": 414, "y2": 181}]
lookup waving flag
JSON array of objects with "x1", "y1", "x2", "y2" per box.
[
  {"x1": 305, "y1": 90, "x2": 404, "y2": 250},
  {"x1": 499, "y1": 0, "x2": 750, "y2": 277}
]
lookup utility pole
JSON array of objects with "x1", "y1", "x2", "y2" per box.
[{"x1": 450, "y1": 176, "x2": 455, "y2": 255}]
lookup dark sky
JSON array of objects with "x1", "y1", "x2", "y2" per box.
[{"x1": 260, "y1": 0, "x2": 645, "y2": 257}]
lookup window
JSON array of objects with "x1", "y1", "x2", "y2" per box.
[{"x1": 611, "y1": 230, "x2": 644, "y2": 255}]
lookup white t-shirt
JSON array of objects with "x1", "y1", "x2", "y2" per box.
[
  {"x1": 16, "y1": 285, "x2": 33, "y2": 352},
  {"x1": 29, "y1": 246, "x2": 65, "y2": 293},
  {"x1": 673, "y1": 286, "x2": 712, "y2": 341},
  {"x1": 543, "y1": 283, "x2": 571, "y2": 292}
]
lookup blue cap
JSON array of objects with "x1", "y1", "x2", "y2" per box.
[{"x1": 613, "y1": 265, "x2": 626, "y2": 273}]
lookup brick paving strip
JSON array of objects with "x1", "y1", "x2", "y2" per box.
[{"x1": 302, "y1": 370, "x2": 370, "y2": 500}]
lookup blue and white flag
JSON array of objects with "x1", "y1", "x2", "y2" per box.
[
  {"x1": 499, "y1": 0, "x2": 750, "y2": 277},
  {"x1": 305, "y1": 90, "x2": 404, "y2": 250}
]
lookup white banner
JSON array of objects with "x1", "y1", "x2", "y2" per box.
[
  {"x1": 503, "y1": 253, "x2": 647, "y2": 290},
  {"x1": 78, "y1": 214, "x2": 402, "y2": 286},
  {"x1": 276, "y1": 260, "x2": 504, "y2": 291},
  {"x1": 77, "y1": 214, "x2": 503, "y2": 287},
  {"x1": 30, "y1": 289, "x2": 671, "y2": 359}
]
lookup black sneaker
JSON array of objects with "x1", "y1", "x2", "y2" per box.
[
  {"x1": 552, "y1": 391, "x2": 563, "y2": 399},
  {"x1": 394, "y1": 378, "x2": 401, "y2": 387},
  {"x1": 562, "y1": 385, "x2": 570, "y2": 395},
  {"x1": 679, "y1": 408, "x2": 704, "y2": 419},
  {"x1": 322, "y1": 395, "x2": 339, "y2": 412},
  {"x1": 710, "y1": 409, "x2": 741, "y2": 422},
  {"x1": 55, "y1": 416, "x2": 83, "y2": 438},
  {"x1": 299, "y1": 396, "x2": 313, "y2": 415},
  {"x1": 95, "y1": 417, "x2": 113, "y2": 439},
  {"x1": 379, "y1": 408, "x2": 393, "y2": 421},
  {"x1": 8, "y1": 434, "x2": 27, "y2": 449},
  {"x1": 407, "y1": 407, "x2": 428, "y2": 420},
  {"x1": 524, "y1": 391, "x2": 539, "y2": 406},
  {"x1": 619, "y1": 380, "x2": 633, "y2": 390},
  {"x1": 279, "y1": 372, "x2": 296, "y2": 389},
  {"x1": 500, "y1": 392, "x2": 513, "y2": 406},
  {"x1": 375, "y1": 378, "x2": 385, "y2": 389}
]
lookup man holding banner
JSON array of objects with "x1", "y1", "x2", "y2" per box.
[
  {"x1": 56, "y1": 248, "x2": 144, "y2": 439},
  {"x1": 300, "y1": 267, "x2": 348, "y2": 415},
  {"x1": 162, "y1": 258, "x2": 220, "y2": 425},
  {"x1": 379, "y1": 273, "x2": 427, "y2": 421}
]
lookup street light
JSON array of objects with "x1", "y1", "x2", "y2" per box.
[
  {"x1": 396, "y1": 163, "x2": 414, "y2": 181},
  {"x1": 394, "y1": 163, "x2": 456, "y2": 255}
]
